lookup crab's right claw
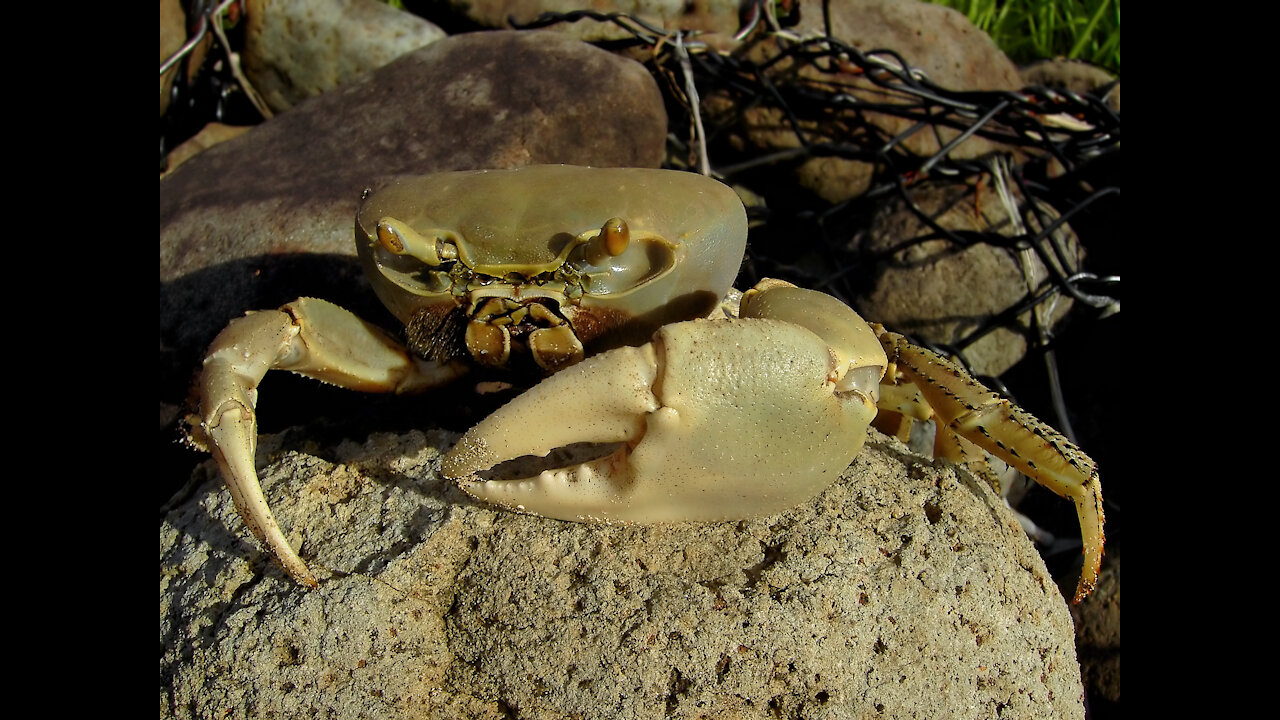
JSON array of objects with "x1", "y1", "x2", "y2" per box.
[
  {"x1": 193, "y1": 298, "x2": 465, "y2": 587},
  {"x1": 441, "y1": 283, "x2": 888, "y2": 525}
]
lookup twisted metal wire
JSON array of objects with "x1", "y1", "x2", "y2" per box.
[
  {"x1": 163, "y1": 4, "x2": 1120, "y2": 441},
  {"x1": 516, "y1": 8, "x2": 1120, "y2": 429}
]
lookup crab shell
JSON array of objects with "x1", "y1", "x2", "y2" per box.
[{"x1": 354, "y1": 166, "x2": 748, "y2": 368}]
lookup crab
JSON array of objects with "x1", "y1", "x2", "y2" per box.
[{"x1": 191, "y1": 165, "x2": 1104, "y2": 603}]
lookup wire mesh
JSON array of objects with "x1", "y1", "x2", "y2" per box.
[{"x1": 514, "y1": 6, "x2": 1120, "y2": 425}]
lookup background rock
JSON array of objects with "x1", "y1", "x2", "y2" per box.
[
  {"x1": 161, "y1": 429, "x2": 1084, "y2": 719},
  {"x1": 443, "y1": 0, "x2": 1024, "y2": 203},
  {"x1": 853, "y1": 179, "x2": 1083, "y2": 376},
  {"x1": 242, "y1": 0, "x2": 446, "y2": 113},
  {"x1": 1020, "y1": 58, "x2": 1120, "y2": 113},
  {"x1": 441, "y1": 0, "x2": 743, "y2": 43},
  {"x1": 713, "y1": 0, "x2": 1025, "y2": 202}
]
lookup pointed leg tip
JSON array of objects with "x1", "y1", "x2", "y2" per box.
[
  {"x1": 1071, "y1": 570, "x2": 1098, "y2": 604},
  {"x1": 1072, "y1": 548, "x2": 1104, "y2": 604},
  {"x1": 279, "y1": 562, "x2": 319, "y2": 588}
]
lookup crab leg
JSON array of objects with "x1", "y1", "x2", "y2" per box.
[
  {"x1": 874, "y1": 326, "x2": 1104, "y2": 603},
  {"x1": 194, "y1": 297, "x2": 465, "y2": 586}
]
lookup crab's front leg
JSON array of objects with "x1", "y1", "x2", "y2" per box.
[
  {"x1": 192, "y1": 297, "x2": 466, "y2": 586},
  {"x1": 441, "y1": 280, "x2": 887, "y2": 523},
  {"x1": 874, "y1": 328, "x2": 1105, "y2": 603}
]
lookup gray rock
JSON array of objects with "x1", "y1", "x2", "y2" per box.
[
  {"x1": 1020, "y1": 59, "x2": 1120, "y2": 114},
  {"x1": 241, "y1": 0, "x2": 447, "y2": 113},
  {"x1": 853, "y1": 180, "x2": 1083, "y2": 377},
  {"x1": 160, "y1": 31, "x2": 668, "y2": 403},
  {"x1": 161, "y1": 429, "x2": 1084, "y2": 718}
]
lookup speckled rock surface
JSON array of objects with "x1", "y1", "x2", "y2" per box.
[
  {"x1": 241, "y1": 0, "x2": 446, "y2": 113},
  {"x1": 852, "y1": 181, "x2": 1084, "y2": 377},
  {"x1": 161, "y1": 429, "x2": 1084, "y2": 719},
  {"x1": 159, "y1": 30, "x2": 667, "y2": 407}
]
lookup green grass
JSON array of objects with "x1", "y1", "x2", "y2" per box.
[{"x1": 928, "y1": 0, "x2": 1120, "y2": 74}]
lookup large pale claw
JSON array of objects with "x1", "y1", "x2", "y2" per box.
[{"x1": 442, "y1": 308, "x2": 885, "y2": 524}]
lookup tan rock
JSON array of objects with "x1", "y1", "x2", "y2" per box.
[{"x1": 161, "y1": 428, "x2": 1085, "y2": 719}]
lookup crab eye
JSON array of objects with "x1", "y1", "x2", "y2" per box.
[
  {"x1": 600, "y1": 217, "x2": 630, "y2": 256},
  {"x1": 376, "y1": 217, "x2": 458, "y2": 266},
  {"x1": 572, "y1": 217, "x2": 631, "y2": 269},
  {"x1": 563, "y1": 217, "x2": 676, "y2": 296}
]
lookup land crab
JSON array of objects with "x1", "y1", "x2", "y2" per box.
[{"x1": 190, "y1": 165, "x2": 1104, "y2": 603}]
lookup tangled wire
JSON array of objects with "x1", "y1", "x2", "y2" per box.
[{"x1": 517, "y1": 8, "x2": 1120, "y2": 437}]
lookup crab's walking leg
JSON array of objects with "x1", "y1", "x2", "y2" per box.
[
  {"x1": 194, "y1": 297, "x2": 465, "y2": 586},
  {"x1": 875, "y1": 326, "x2": 1104, "y2": 603}
]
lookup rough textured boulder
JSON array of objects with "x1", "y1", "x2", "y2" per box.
[{"x1": 161, "y1": 429, "x2": 1084, "y2": 718}]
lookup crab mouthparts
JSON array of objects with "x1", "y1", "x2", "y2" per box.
[{"x1": 463, "y1": 297, "x2": 585, "y2": 372}]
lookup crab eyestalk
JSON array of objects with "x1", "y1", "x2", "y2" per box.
[
  {"x1": 376, "y1": 217, "x2": 458, "y2": 266},
  {"x1": 581, "y1": 217, "x2": 630, "y2": 267}
]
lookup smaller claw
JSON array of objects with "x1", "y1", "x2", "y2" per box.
[
  {"x1": 196, "y1": 298, "x2": 465, "y2": 586},
  {"x1": 198, "y1": 307, "x2": 318, "y2": 586},
  {"x1": 205, "y1": 401, "x2": 319, "y2": 588}
]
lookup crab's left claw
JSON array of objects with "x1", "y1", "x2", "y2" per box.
[
  {"x1": 442, "y1": 283, "x2": 888, "y2": 523},
  {"x1": 193, "y1": 298, "x2": 466, "y2": 587}
]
